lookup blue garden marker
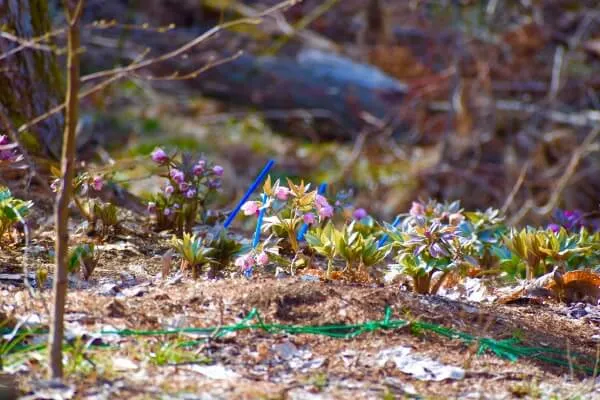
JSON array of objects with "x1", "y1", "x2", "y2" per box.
[
  {"x1": 297, "y1": 182, "x2": 327, "y2": 241},
  {"x1": 377, "y1": 214, "x2": 401, "y2": 248},
  {"x1": 223, "y1": 159, "x2": 275, "y2": 229},
  {"x1": 252, "y1": 193, "x2": 268, "y2": 249}
]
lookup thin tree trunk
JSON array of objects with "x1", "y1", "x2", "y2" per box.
[
  {"x1": 48, "y1": 0, "x2": 82, "y2": 379},
  {"x1": 0, "y1": 0, "x2": 64, "y2": 159}
]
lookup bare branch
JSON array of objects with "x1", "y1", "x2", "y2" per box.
[{"x1": 81, "y1": 0, "x2": 300, "y2": 83}]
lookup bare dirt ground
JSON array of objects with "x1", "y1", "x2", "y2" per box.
[{"x1": 2, "y1": 227, "x2": 600, "y2": 400}]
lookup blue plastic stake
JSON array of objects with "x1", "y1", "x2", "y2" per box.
[
  {"x1": 252, "y1": 193, "x2": 268, "y2": 249},
  {"x1": 377, "y1": 214, "x2": 401, "y2": 248},
  {"x1": 297, "y1": 182, "x2": 327, "y2": 241},
  {"x1": 223, "y1": 159, "x2": 275, "y2": 229}
]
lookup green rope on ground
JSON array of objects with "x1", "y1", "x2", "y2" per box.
[{"x1": 1, "y1": 307, "x2": 595, "y2": 374}]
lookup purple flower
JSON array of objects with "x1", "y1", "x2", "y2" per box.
[
  {"x1": 179, "y1": 182, "x2": 190, "y2": 192},
  {"x1": 147, "y1": 202, "x2": 157, "y2": 214},
  {"x1": 315, "y1": 194, "x2": 329, "y2": 208},
  {"x1": 185, "y1": 188, "x2": 196, "y2": 199},
  {"x1": 91, "y1": 175, "x2": 104, "y2": 191},
  {"x1": 0, "y1": 150, "x2": 14, "y2": 161},
  {"x1": 164, "y1": 185, "x2": 174, "y2": 197},
  {"x1": 551, "y1": 209, "x2": 586, "y2": 232},
  {"x1": 164, "y1": 207, "x2": 172, "y2": 216},
  {"x1": 51, "y1": 179, "x2": 60, "y2": 192},
  {"x1": 318, "y1": 205, "x2": 334, "y2": 219},
  {"x1": 241, "y1": 201, "x2": 261, "y2": 216},
  {"x1": 151, "y1": 148, "x2": 169, "y2": 164},
  {"x1": 0, "y1": 135, "x2": 8, "y2": 145},
  {"x1": 193, "y1": 160, "x2": 205, "y2": 176},
  {"x1": 170, "y1": 168, "x2": 185, "y2": 184},
  {"x1": 208, "y1": 179, "x2": 221, "y2": 189},
  {"x1": 548, "y1": 223, "x2": 561, "y2": 234},
  {"x1": 274, "y1": 186, "x2": 290, "y2": 201},
  {"x1": 212, "y1": 165, "x2": 224, "y2": 176},
  {"x1": 303, "y1": 212, "x2": 316, "y2": 225},
  {"x1": 352, "y1": 208, "x2": 368, "y2": 220}
]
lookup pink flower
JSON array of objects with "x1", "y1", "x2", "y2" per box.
[
  {"x1": 164, "y1": 185, "x2": 174, "y2": 197},
  {"x1": 274, "y1": 186, "x2": 290, "y2": 201},
  {"x1": 151, "y1": 148, "x2": 168, "y2": 164},
  {"x1": 255, "y1": 251, "x2": 269, "y2": 266},
  {"x1": 353, "y1": 208, "x2": 367, "y2": 220},
  {"x1": 147, "y1": 202, "x2": 156, "y2": 214},
  {"x1": 410, "y1": 201, "x2": 425, "y2": 217},
  {"x1": 315, "y1": 194, "x2": 329, "y2": 208},
  {"x1": 303, "y1": 212, "x2": 316, "y2": 225},
  {"x1": 193, "y1": 160, "x2": 205, "y2": 176},
  {"x1": 241, "y1": 201, "x2": 261, "y2": 216},
  {"x1": 91, "y1": 175, "x2": 104, "y2": 191},
  {"x1": 318, "y1": 205, "x2": 334, "y2": 219},
  {"x1": 234, "y1": 253, "x2": 255, "y2": 270},
  {"x1": 170, "y1": 168, "x2": 185, "y2": 184},
  {"x1": 212, "y1": 165, "x2": 224, "y2": 176},
  {"x1": 185, "y1": 188, "x2": 196, "y2": 199}
]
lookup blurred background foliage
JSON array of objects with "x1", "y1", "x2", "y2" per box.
[{"x1": 30, "y1": 0, "x2": 600, "y2": 226}]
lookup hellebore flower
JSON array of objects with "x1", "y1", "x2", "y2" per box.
[
  {"x1": 255, "y1": 251, "x2": 269, "y2": 266},
  {"x1": 151, "y1": 148, "x2": 169, "y2": 164},
  {"x1": 170, "y1": 168, "x2": 185, "y2": 184},
  {"x1": 208, "y1": 179, "x2": 221, "y2": 189},
  {"x1": 318, "y1": 205, "x2": 334, "y2": 219},
  {"x1": 274, "y1": 186, "x2": 290, "y2": 201},
  {"x1": 234, "y1": 253, "x2": 255, "y2": 270},
  {"x1": 353, "y1": 208, "x2": 368, "y2": 221},
  {"x1": 179, "y1": 182, "x2": 190, "y2": 192},
  {"x1": 193, "y1": 160, "x2": 205, "y2": 176},
  {"x1": 185, "y1": 188, "x2": 196, "y2": 199},
  {"x1": 303, "y1": 212, "x2": 316, "y2": 225},
  {"x1": 315, "y1": 194, "x2": 329, "y2": 208},
  {"x1": 92, "y1": 175, "x2": 104, "y2": 191},
  {"x1": 241, "y1": 201, "x2": 261, "y2": 216},
  {"x1": 547, "y1": 223, "x2": 561, "y2": 234},
  {"x1": 212, "y1": 165, "x2": 224, "y2": 176},
  {"x1": 164, "y1": 185, "x2": 174, "y2": 198}
]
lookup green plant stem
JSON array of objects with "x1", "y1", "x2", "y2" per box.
[
  {"x1": 73, "y1": 196, "x2": 93, "y2": 223},
  {"x1": 289, "y1": 230, "x2": 299, "y2": 253},
  {"x1": 326, "y1": 258, "x2": 334, "y2": 279}
]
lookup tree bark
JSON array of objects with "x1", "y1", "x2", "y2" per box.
[{"x1": 0, "y1": 0, "x2": 64, "y2": 159}]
